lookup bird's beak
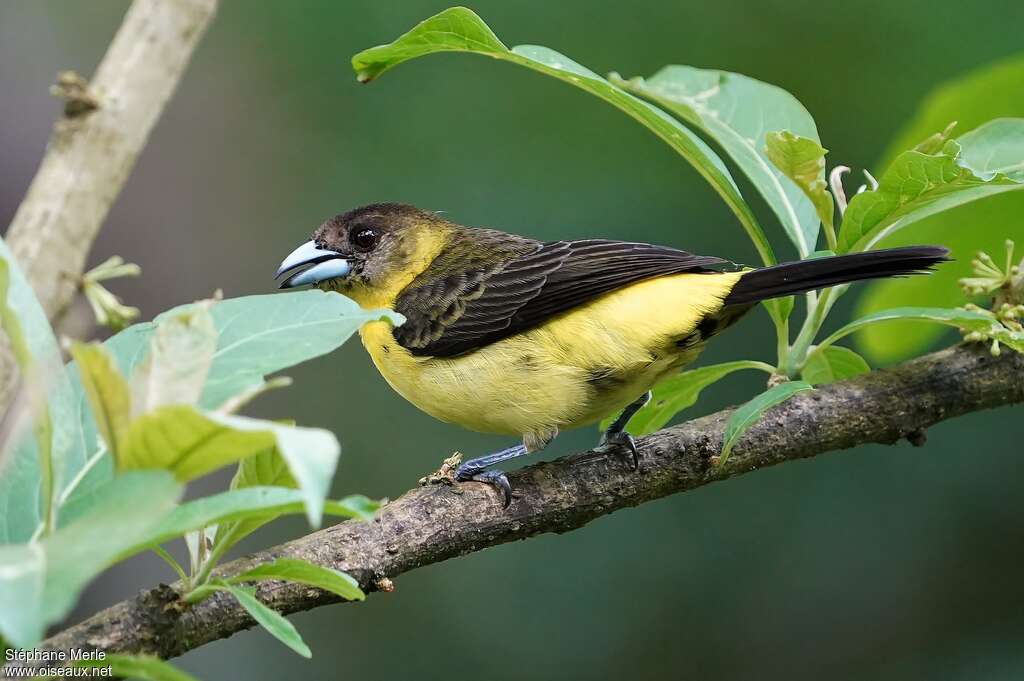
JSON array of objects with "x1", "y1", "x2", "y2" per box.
[{"x1": 275, "y1": 240, "x2": 351, "y2": 289}]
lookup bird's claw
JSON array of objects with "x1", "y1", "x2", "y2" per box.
[
  {"x1": 455, "y1": 466, "x2": 512, "y2": 508},
  {"x1": 597, "y1": 430, "x2": 640, "y2": 471}
]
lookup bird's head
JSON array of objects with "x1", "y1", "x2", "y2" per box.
[{"x1": 275, "y1": 203, "x2": 450, "y2": 307}]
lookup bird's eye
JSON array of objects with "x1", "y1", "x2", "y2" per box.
[{"x1": 351, "y1": 227, "x2": 379, "y2": 252}]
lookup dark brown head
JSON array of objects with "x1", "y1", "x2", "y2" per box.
[{"x1": 275, "y1": 203, "x2": 452, "y2": 307}]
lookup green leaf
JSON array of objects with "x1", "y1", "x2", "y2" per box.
[
  {"x1": 122, "y1": 487, "x2": 378, "y2": 559},
  {"x1": 602, "y1": 360, "x2": 775, "y2": 436},
  {"x1": 77, "y1": 655, "x2": 200, "y2": 681},
  {"x1": 209, "y1": 413, "x2": 340, "y2": 528},
  {"x1": 217, "y1": 583, "x2": 311, "y2": 658},
  {"x1": 856, "y1": 56, "x2": 1024, "y2": 362},
  {"x1": 118, "y1": 405, "x2": 274, "y2": 478},
  {"x1": 801, "y1": 346, "x2": 870, "y2": 385},
  {"x1": 130, "y1": 301, "x2": 217, "y2": 417},
  {"x1": 612, "y1": 67, "x2": 822, "y2": 257},
  {"x1": 720, "y1": 381, "x2": 813, "y2": 464},
  {"x1": 352, "y1": 7, "x2": 773, "y2": 266},
  {"x1": 0, "y1": 239, "x2": 79, "y2": 543},
  {"x1": 853, "y1": 195, "x2": 1022, "y2": 362},
  {"x1": 764, "y1": 131, "x2": 835, "y2": 242},
  {"x1": 817, "y1": 306, "x2": 1006, "y2": 351},
  {"x1": 228, "y1": 557, "x2": 364, "y2": 601},
  {"x1": 213, "y1": 449, "x2": 297, "y2": 555},
  {"x1": 0, "y1": 471, "x2": 182, "y2": 646},
  {"x1": 837, "y1": 119, "x2": 1024, "y2": 253},
  {"x1": 881, "y1": 55, "x2": 1024, "y2": 169},
  {"x1": 0, "y1": 544, "x2": 45, "y2": 647},
  {"x1": 68, "y1": 342, "x2": 131, "y2": 461},
  {"x1": 60, "y1": 291, "x2": 395, "y2": 521}
]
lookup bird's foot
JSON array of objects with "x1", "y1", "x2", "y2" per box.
[
  {"x1": 596, "y1": 429, "x2": 640, "y2": 471},
  {"x1": 418, "y1": 451, "x2": 463, "y2": 487},
  {"x1": 454, "y1": 466, "x2": 512, "y2": 508}
]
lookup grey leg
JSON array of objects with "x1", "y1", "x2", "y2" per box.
[{"x1": 598, "y1": 391, "x2": 652, "y2": 469}]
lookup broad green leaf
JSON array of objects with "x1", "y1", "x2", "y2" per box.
[
  {"x1": 817, "y1": 306, "x2": 1013, "y2": 351},
  {"x1": 228, "y1": 557, "x2": 364, "y2": 601},
  {"x1": 719, "y1": 381, "x2": 813, "y2": 464},
  {"x1": 801, "y1": 346, "x2": 870, "y2": 385},
  {"x1": 612, "y1": 67, "x2": 822, "y2": 257},
  {"x1": 0, "y1": 544, "x2": 45, "y2": 647},
  {"x1": 881, "y1": 55, "x2": 1024, "y2": 169},
  {"x1": 217, "y1": 583, "x2": 311, "y2": 658},
  {"x1": 0, "y1": 240, "x2": 79, "y2": 544},
  {"x1": 352, "y1": 7, "x2": 773, "y2": 266},
  {"x1": 856, "y1": 57, "x2": 1024, "y2": 362},
  {"x1": 837, "y1": 119, "x2": 1024, "y2": 253},
  {"x1": 854, "y1": 194, "x2": 1023, "y2": 362},
  {"x1": 119, "y1": 405, "x2": 274, "y2": 479},
  {"x1": 77, "y1": 655, "x2": 199, "y2": 681},
  {"x1": 209, "y1": 413, "x2": 340, "y2": 527},
  {"x1": 602, "y1": 360, "x2": 775, "y2": 436},
  {"x1": 36, "y1": 471, "x2": 179, "y2": 640},
  {"x1": 764, "y1": 131, "x2": 835, "y2": 241},
  {"x1": 121, "y1": 488, "x2": 378, "y2": 557},
  {"x1": 68, "y1": 342, "x2": 131, "y2": 461},
  {"x1": 130, "y1": 301, "x2": 216, "y2": 417},
  {"x1": 60, "y1": 291, "x2": 396, "y2": 520},
  {"x1": 213, "y1": 450, "x2": 297, "y2": 555}
]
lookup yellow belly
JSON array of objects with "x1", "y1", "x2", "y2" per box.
[{"x1": 358, "y1": 271, "x2": 743, "y2": 438}]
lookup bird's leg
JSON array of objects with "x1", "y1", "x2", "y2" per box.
[
  {"x1": 597, "y1": 391, "x2": 652, "y2": 470},
  {"x1": 454, "y1": 429, "x2": 557, "y2": 507}
]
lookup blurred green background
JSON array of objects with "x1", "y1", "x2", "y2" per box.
[{"x1": 2, "y1": 1, "x2": 1023, "y2": 679}]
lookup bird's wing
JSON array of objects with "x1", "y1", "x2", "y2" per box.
[{"x1": 393, "y1": 239, "x2": 733, "y2": 357}]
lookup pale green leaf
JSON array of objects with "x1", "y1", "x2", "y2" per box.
[
  {"x1": 39, "y1": 471, "x2": 180, "y2": 635},
  {"x1": 612, "y1": 67, "x2": 822, "y2": 257},
  {"x1": 601, "y1": 361, "x2": 775, "y2": 436},
  {"x1": 351, "y1": 7, "x2": 772, "y2": 266},
  {"x1": 212, "y1": 449, "x2": 297, "y2": 554},
  {"x1": 208, "y1": 413, "x2": 340, "y2": 527},
  {"x1": 217, "y1": 583, "x2": 311, "y2": 658},
  {"x1": 60, "y1": 291, "x2": 395, "y2": 520},
  {"x1": 720, "y1": 382, "x2": 813, "y2": 464},
  {"x1": 854, "y1": 194, "x2": 1023, "y2": 362},
  {"x1": 0, "y1": 543, "x2": 45, "y2": 647},
  {"x1": 130, "y1": 301, "x2": 217, "y2": 417},
  {"x1": 817, "y1": 306, "x2": 1013, "y2": 351},
  {"x1": 118, "y1": 405, "x2": 275, "y2": 479},
  {"x1": 68, "y1": 342, "x2": 131, "y2": 461},
  {"x1": 856, "y1": 56, "x2": 1024, "y2": 362},
  {"x1": 837, "y1": 119, "x2": 1024, "y2": 253},
  {"x1": 0, "y1": 240, "x2": 79, "y2": 544},
  {"x1": 881, "y1": 55, "x2": 1024, "y2": 169},
  {"x1": 764, "y1": 131, "x2": 834, "y2": 236},
  {"x1": 136, "y1": 488, "x2": 378, "y2": 554},
  {"x1": 801, "y1": 346, "x2": 870, "y2": 385},
  {"x1": 77, "y1": 655, "x2": 199, "y2": 681},
  {"x1": 228, "y1": 557, "x2": 364, "y2": 601}
]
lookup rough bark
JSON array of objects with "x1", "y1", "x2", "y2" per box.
[
  {"x1": 13, "y1": 343, "x2": 1022, "y2": 669},
  {"x1": 0, "y1": 0, "x2": 218, "y2": 408}
]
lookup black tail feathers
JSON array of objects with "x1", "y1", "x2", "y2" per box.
[{"x1": 723, "y1": 246, "x2": 950, "y2": 306}]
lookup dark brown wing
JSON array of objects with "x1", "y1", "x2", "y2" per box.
[{"x1": 393, "y1": 239, "x2": 732, "y2": 357}]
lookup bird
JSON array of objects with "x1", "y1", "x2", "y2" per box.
[{"x1": 275, "y1": 203, "x2": 948, "y2": 506}]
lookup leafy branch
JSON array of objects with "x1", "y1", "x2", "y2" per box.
[{"x1": 13, "y1": 342, "x2": 1022, "y2": 670}]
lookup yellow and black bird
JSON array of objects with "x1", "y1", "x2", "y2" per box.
[{"x1": 276, "y1": 203, "x2": 947, "y2": 504}]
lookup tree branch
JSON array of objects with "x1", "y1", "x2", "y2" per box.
[
  {"x1": 0, "y1": 0, "x2": 217, "y2": 408},
  {"x1": 17, "y1": 343, "x2": 1023, "y2": 666}
]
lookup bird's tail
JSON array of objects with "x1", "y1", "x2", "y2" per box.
[{"x1": 723, "y1": 245, "x2": 950, "y2": 306}]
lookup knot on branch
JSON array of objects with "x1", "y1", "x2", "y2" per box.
[{"x1": 50, "y1": 70, "x2": 99, "y2": 118}]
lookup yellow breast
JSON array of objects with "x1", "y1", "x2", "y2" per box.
[{"x1": 359, "y1": 271, "x2": 743, "y2": 438}]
